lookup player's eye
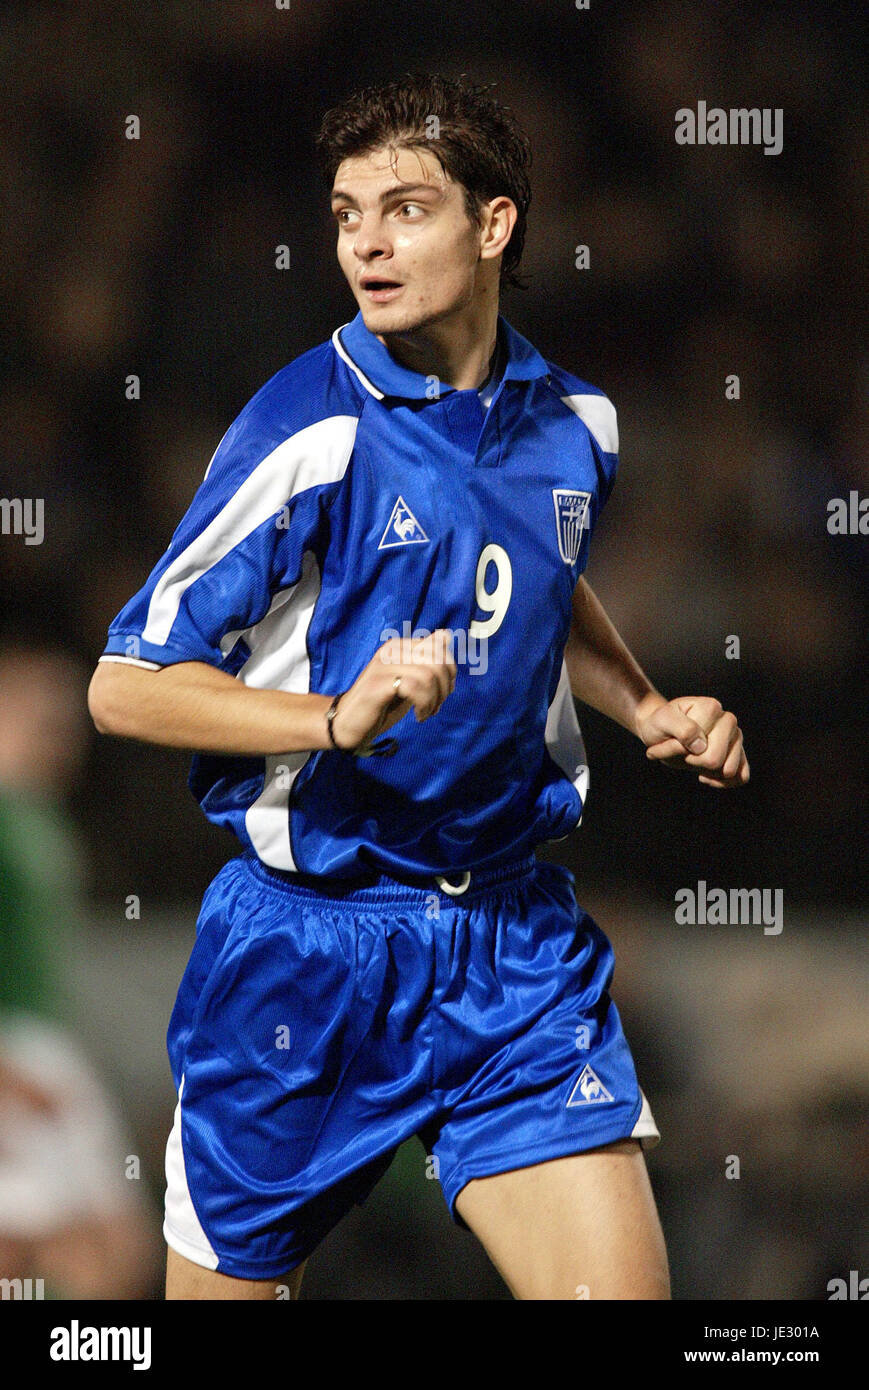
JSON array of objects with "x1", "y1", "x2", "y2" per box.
[{"x1": 398, "y1": 203, "x2": 424, "y2": 217}]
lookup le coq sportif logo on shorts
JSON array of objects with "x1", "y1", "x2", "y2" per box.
[{"x1": 566, "y1": 1064, "x2": 614, "y2": 1107}]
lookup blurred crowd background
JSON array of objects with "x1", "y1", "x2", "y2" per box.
[{"x1": 0, "y1": 0, "x2": 865, "y2": 1299}]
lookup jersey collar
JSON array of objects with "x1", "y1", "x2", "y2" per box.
[{"x1": 332, "y1": 310, "x2": 550, "y2": 401}]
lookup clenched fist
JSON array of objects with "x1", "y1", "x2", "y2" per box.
[
  {"x1": 328, "y1": 628, "x2": 458, "y2": 754},
  {"x1": 634, "y1": 693, "x2": 749, "y2": 789}
]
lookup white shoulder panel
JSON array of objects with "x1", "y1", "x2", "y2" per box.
[{"x1": 560, "y1": 393, "x2": 618, "y2": 455}]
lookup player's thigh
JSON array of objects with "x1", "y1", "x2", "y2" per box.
[
  {"x1": 165, "y1": 1246, "x2": 306, "y2": 1301},
  {"x1": 455, "y1": 1138, "x2": 669, "y2": 1301}
]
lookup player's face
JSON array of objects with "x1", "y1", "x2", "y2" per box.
[{"x1": 330, "y1": 145, "x2": 486, "y2": 335}]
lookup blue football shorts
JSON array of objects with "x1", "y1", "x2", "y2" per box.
[{"x1": 163, "y1": 851, "x2": 660, "y2": 1279}]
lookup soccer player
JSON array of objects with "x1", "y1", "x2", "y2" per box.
[{"x1": 88, "y1": 74, "x2": 748, "y2": 1301}]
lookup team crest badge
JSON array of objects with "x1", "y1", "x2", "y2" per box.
[
  {"x1": 378, "y1": 495, "x2": 430, "y2": 549},
  {"x1": 566, "y1": 1064, "x2": 614, "y2": 1107},
  {"x1": 552, "y1": 489, "x2": 591, "y2": 565}
]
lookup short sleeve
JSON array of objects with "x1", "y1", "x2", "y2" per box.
[
  {"x1": 557, "y1": 388, "x2": 618, "y2": 574},
  {"x1": 577, "y1": 392, "x2": 618, "y2": 517},
  {"x1": 101, "y1": 403, "x2": 357, "y2": 670}
]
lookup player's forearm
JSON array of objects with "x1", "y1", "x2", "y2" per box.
[
  {"x1": 88, "y1": 660, "x2": 335, "y2": 755},
  {"x1": 564, "y1": 579, "x2": 666, "y2": 737}
]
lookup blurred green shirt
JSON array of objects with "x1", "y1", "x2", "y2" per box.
[{"x1": 0, "y1": 788, "x2": 80, "y2": 1017}]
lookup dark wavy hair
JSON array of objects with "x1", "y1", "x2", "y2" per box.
[{"x1": 315, "y1": 72, "x2": 532, "y2": 290}]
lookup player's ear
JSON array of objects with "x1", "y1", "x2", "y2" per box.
[{"x1": 479, "y1": 196, "x2": 517, "y2": 264}]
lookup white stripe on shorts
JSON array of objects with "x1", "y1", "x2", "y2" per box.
[
  {"x1": 163, "y1": 1076, "x2": 219, "y2": 1271},
  {"x1": 631, "y1": 1089, "x2": 661, "y2": 1149}
]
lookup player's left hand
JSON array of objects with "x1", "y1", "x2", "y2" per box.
[{"x1": 634, "y1": 694, "x2": 749, "y2": 788}]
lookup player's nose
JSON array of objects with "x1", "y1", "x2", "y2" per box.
[{"x1": 353, "y1": 216, "x2": 393, "y2": 261}]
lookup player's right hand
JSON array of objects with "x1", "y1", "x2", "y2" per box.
[{"x1": 328, "y1": 628, "x2": 458, "y2": 752}]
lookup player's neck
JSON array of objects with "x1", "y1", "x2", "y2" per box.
[{"x1": 376, "y1": 298, "x2": 501, "y2": 393}]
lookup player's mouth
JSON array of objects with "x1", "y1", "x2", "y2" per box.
[{"x1": 360, "y1": 276, "x2": 404, "y2": 302}]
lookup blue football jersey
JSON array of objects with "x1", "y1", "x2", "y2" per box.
[{"x1": 100, "y1": 311, "x2": 619, "y2": 878}]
